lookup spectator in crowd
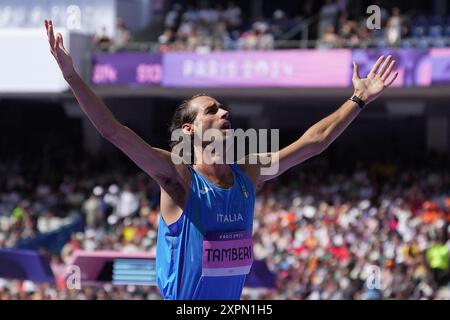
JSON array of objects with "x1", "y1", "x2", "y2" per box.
[
  {"x1": 386, "y1": 7, "x2": 403, "y2": 47},
  {"x1": 237, "y1": 28, "x2": 259, "y2": 51},
  {"x1": 270, "y1": 9, "x2": 299, "y2": 41},
  {"x1": 93, "y1": 18, "x2": 131, "y2": 52},
  {"x1": 318, "y1": 0, "x2": 340, "y2": 38},
  {"x1": 157, "y1": 28, "x2": 174, "y2": 52},
  {"x1": 317, "y1": 25, "x2": 343, "y2": 49},
  {"x1": 237, "y1": 21, "x2": 275, "y2": 51},
  {"x1": 164, "y1": 3, "x2": 182, "y2": 30},
  {"x1": 338, "y1": 12, "x2": 361, "y2": 47},
  {"x1": 426, "y1": 238, "x2": 450, "y2": 287},
  {"x1": 223, "y1": 2, "x2": 242, "y2": 31},
  {"x1": 255, "y1": 22, "x2": 275, "y2": 50},
  {"x1": 115, "y1": 184, "x2": 139, "y2": 219},
  {"x1": 93, "y1": 26, "x2": 112, "y2": 51},
  {"x1": 82, "y1": 186, "x2": 103, "y2": 229},
  {"x1": 111, "y1": 17, "x2": 131, "y2": 51}
]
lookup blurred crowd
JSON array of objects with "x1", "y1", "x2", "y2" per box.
[
  {"x1": 0, "y1": 158, "x2": 162, "y2": 299},
  {"x1": 92, "y1": 1, "x2": 450, "y2": 53},
  {"x1": 0, "y1": 280, "x2": 161, "y2": 300},
  {"x1": 316, "y1": 1, "x2": 413, "y2": 49},
  {"x1": 248, "y1": 161, "x2": 450, "y2": 299},
  {"x1": 93, "y1": 17, "x2": 132, "y2": 52},
  {"x1": 1, "y1": 154, "x2": 450, "y2": 300},
  {"x1": 157, "y1": 2, "x2": 285, "y2": 52}
]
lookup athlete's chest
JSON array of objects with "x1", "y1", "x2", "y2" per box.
[{"x1": 194, "y1": 183, "x2": 253, "y2": 232}]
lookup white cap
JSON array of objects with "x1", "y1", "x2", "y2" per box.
[{"x1": 93, "y1": 186, "x2": 104, "y2": 196}]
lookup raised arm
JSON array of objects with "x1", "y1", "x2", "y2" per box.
[
  {"x1": 246, "y1": 55, "x2": 398, "y2": 185},
  {"x1": 44, "y1": 20, "x2": 186, "y2": 190}
]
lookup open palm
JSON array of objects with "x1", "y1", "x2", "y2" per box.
[
  {"x1": 352, "y1": 55, "x2": 398, "y2": 104},
  {"x1": 45, "y1": 19, "x2": 75, "y2": 81}
]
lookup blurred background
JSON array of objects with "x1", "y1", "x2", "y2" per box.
[{"x1": 0, "y1": 0, "x2": 450, "y2": 300}]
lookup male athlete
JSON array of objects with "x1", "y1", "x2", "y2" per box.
[{"x1": 45, "y1": 20, "x2": 397, "y2": 300}]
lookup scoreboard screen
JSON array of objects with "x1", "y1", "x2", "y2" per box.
[{"x1": 112, "y1": 258, "x2": 156, "y2": 286}]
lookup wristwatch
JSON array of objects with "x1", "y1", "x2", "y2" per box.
[{"x1": 349, "y1": 95, "x2": 366, "y2": 109}]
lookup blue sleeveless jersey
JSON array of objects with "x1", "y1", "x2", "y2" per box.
[{"x1": 156, "y1": 163, "x2": 255, "y2": 300}]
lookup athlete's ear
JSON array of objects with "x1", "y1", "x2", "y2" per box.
[{"x1": 181, "y1": 123, "x2": 194, "y2": 136}]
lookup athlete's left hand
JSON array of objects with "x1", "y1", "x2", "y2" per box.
[{"x1": 352, "y1": 55, "x2": 398, "y2": 105}]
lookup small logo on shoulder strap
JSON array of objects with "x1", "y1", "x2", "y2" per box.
[
  {"x1": 241, "y1": 184, "x2": 249, "y2": 198},
  {"x1": 200, "y1": 186, "x2": 212, "y2": 195}
]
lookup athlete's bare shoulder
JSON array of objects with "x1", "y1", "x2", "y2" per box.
[
  {"x1": 157, "y1": 152, "x2": 193, "y2": 225},
  {"x1": 150, "y1": 148, "x2": 191, "y2": 188},
  {"x1": 237, "y1": 153, "x2": 273, "y2": 191}
]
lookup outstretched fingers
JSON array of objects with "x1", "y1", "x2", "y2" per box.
[
  {"x1": 57, "y1": 33, "x2": 64, "y2": 47},
  {"x1": 381, "y1": 60, "x2": 396, "y2": 81},
  {"x1": 378, "y1": 55, "x2": 392, "y2": 79},
  {"x1": 385, "y1": 71, "x2": 399, "y2": 87},
  {"x1": 56, "y1": 33, "x2": 63, "y2": 50},
  {"x1": 49, "y1": 20, "x2": 56, "y2": 51},
  {"x1": 45, "y1": 19, "x2": 56, "y2": 52},
  {"x1": 352, "y1": 61, "x2": 360, "y2": 80},
  {"x1": 367, "y1": 54, "x2": 398, "y2": 86},
  {"x1": 368, "y1": 55, "x2": 385, "y2": 77}
]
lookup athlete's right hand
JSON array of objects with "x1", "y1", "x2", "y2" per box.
[{"x1": 45, "y1": 19, "x2": 76, "y2": 82}]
